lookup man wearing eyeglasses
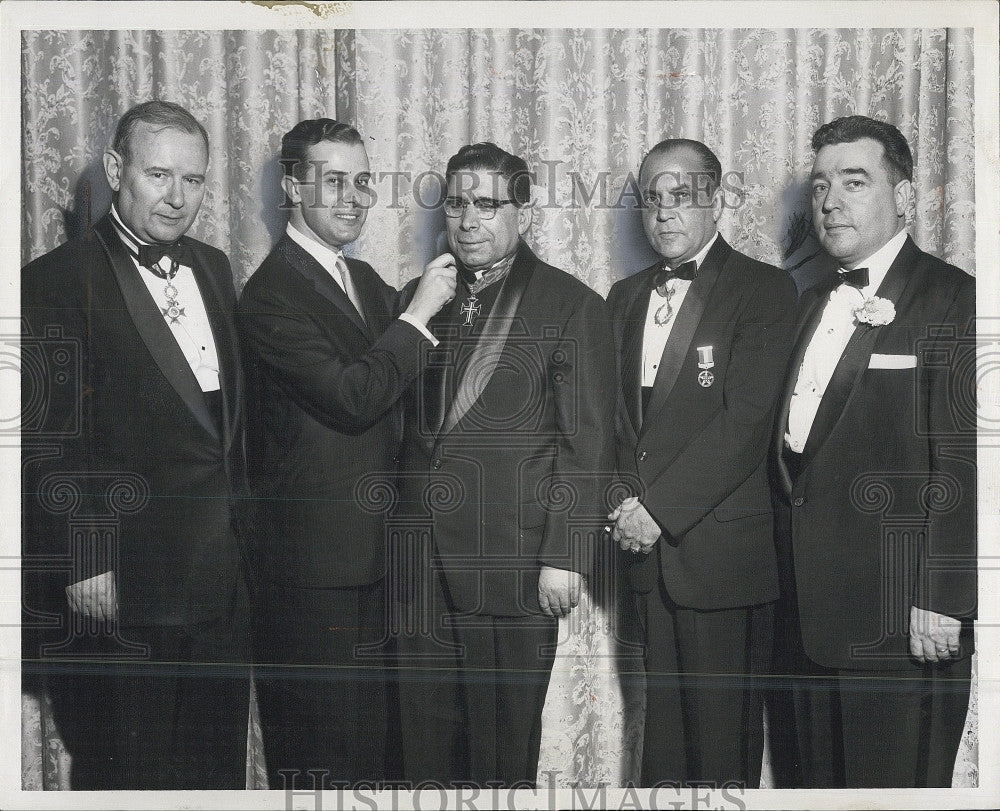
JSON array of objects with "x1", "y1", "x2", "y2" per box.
[
  {"x1": 236, "y1": 119, "x2": 456, "y2": 787},
  {"x1": 606, "y1": 138, "x2": 796, "y2": 787},
  {"x1": 394, "y1": 142, "x2": 616, "y2": 786}
]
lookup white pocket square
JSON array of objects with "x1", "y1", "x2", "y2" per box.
[{"x1": 869, "y1": 353, "x2": 917, "y2": 369}]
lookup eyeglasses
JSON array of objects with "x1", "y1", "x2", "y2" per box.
[{"x1": 443, "y1": 197, "x2": 513, "y2": 220}]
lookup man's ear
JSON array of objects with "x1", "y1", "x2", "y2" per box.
[
  {"x1": 103, "y1": 149, "x2": 124, "y2": 193},
  {"x1": 281, "y1": 175, "x2": 302, "y2": 208},
  {"x1": 894, "y1": 178, "x2": 913, "y2": 220},
  {"x1": 710, "y1": 185, "x2": 725, "y2": 225}
]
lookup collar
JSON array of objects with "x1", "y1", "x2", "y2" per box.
[
  {"x1": 109, "y1": 205, "x2": 150, "y2": 253},
  {"x1": 465, "y1": 252, "x2": 517, "y2": 294},
  {"x1": 663, "y1": 231, "x2": 718, "y2": 273},
  {"x1": 286, "y1": 221, "x2": 346, "y2": 273},
  {"x1": 469, "y1": 252, "x2": 516, "y2": 282},
  {"x1": 844, "y1": 229, "x2": 908, "y2": 295}
]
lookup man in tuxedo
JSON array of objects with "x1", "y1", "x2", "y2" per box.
[
  {"x1": 607, "y1": 138, "x2": 797, "y2": 787},
  {"x1": 772, "y1": 115, "x2": 976, "y2": 787},
  {"x1": 21, "y1": 100, "x2": 251, "y2": 789},
  {"x1": 236, "y1": 118, "x2": 456, "y2": 787},
  {"x1": 394, "y1": 142, "x2": 616, "y2": 786}
]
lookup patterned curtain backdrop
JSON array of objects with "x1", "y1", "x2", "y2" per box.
[{"x1": 20, "y1": 28, "x2": 977, "y2": 790}]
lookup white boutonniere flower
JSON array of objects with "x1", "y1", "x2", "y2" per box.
[{"x1": 854, "y1": 296, "x2": 895, "y2": 327}]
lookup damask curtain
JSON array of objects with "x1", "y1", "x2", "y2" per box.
[{"x1": 21, "y1": 28, "x2": 977, "y2": 790}]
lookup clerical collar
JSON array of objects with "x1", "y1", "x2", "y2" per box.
[
  {"x1": 286, "y1": 221, "x2": 345, "y2": 272},
  {"x1": 840, "y1": 230, "x2": 907, "y2": 294},
  {"x1": 664, "y1": 231, "x2": 718, "y2": 274}
]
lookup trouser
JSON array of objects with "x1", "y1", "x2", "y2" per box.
[
  {"x1": 45, "y1": 587, "x2": 251, "y2": 790},
  {"x1": 638, "y1": 580, "x2": 773, "y2": 789},
  {"x1": 255, "y1": 579, "x2": 388, "y2": 789},
  {"x1": 395, "y1": 566, "x2": 557, "y2": 787}
]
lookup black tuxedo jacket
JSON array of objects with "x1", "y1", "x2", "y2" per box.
[
  {"x1": 773, "y1": 236, "x2": 976, "y2": 670},
  {"x1": 236, "y1": 235, "x2": 429, "y2": 588},
  {"x1": 608, "y1": 236, "x2": 797, "y2": 609},
  {"x1": 397, "y1": 242, "x2": 617, "y2": 617},
  {"x1": 21, "y1": 215, "x2": 247, "y2": 628}
]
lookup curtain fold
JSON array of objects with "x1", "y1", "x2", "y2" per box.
[{"x1": 21, "y1": 27, "x2": 977, "y2": 790}]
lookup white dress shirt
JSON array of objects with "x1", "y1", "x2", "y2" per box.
[
  {"x1": 641, "y1": 232, "x2": 719, "y2": 387},
  {"x1": 784, "y1": 229, "x2": 908, "y2": 452},
  {"x1": 286, "y1": 222, "x2": 436, "y2": 343},
  {"x1": 110, "y1": 207, "x2": 220, "y2": 393}
]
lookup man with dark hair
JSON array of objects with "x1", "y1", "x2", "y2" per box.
[
  {"x1": 607, "y1": 137, "x2": 796, "y2": 787},
  {"x1": 772, "y1": 114, "x2": 976, "y2": 787},
  {"x1": 21, "y1": 100, "x2": 251, "y2": 788},
  {"x1": 394, "y1": 142, "x2": 616, "y2": 786},
  {"x1": 236, "y1": 117, "x2": 456, "y2": 786}
]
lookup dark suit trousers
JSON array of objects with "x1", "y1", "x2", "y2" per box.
[
  {"x1": 638, "y1": 574, "x2": 773, "y2": 788},
  {"x1": 45, "y1": 587, "x2": 251, "y2": 790},
  {"x1": 783, "y1": 629, "x2": 971, "y2": 788},
  {"x1": 395, "y1": 567, "x2": 557, "y2": 787},
  {"x1": 771, "y1": 501, "x2": 972, "y2": 788},
  {"x1": 254, "y1": 580, "x2": 387, "y2": 789}
]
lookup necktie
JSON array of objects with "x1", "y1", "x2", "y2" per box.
[
  {"x1": 335, "y1": 256, "x2": 366, "y2": 323},
  {"x1": 837, "y1": 266, "x2": 869, "y2": 289},
  {"x1": 651, "y1": 259, "x2": 698, "y2": 289},
  {"x1": 138, "y1": 242, "x2": 194, "y2": 277}
]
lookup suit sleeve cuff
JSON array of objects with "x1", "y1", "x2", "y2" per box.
[{"x1": 398, "y1": 313, "x2": 438, "y2": 345}]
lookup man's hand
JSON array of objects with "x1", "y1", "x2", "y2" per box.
[
  {"x1": 910, "y1": 605, "x2": 962, "y2": 663},
  {"x1": 608, "y1": 496, "x2": 661, "y2": 554},
  {"x1": 538, "y1": 565, "x2": 582, "y2": 618},
  {"x1": 66, "y1": 571, "x2": 118, "y2": 622},
  {"x1": 405, "y1": 253, "x2": 460, "y2": 324}
]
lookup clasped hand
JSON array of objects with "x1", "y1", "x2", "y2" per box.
[{"x1": 608, "y1": 496, "x2": 661, "y2": 554}]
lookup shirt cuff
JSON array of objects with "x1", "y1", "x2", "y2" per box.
[{"x1": 398, "y1": 313, "x2": 438, "y2": 346}]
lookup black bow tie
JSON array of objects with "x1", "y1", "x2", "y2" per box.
[
  {"x1": 652, "y1": 260, "x2": 697, "y2": 289},
  {"x1": 837, "y1": 266, "x2": 869, "y2": 289},
  {"x1": 137, "y1": 242, "x2": 194, "y2": 278}
]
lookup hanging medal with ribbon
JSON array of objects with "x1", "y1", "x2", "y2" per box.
[
  {"x1": 697, "y1": 344, "x2": 715, "y2": 387},
  {"x1": 160, "y1": 259, "x2": 186, "y2": 324}
]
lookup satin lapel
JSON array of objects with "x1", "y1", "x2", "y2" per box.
[
  {"x1": 187, "y1": 239, "x2": 241, "y2": 453},
  {"x1": 773, "y1": 277, "x2": 838, "y2": 497},
  {"x1": 800, "y1": 238, "x2": 920, "y2": 466},
  {"x1": 640, "y1": 237, "x2": 731, "y2": 437},
  {"x1": 621, "y1": 267, "x2": 657, "y2": 434},
  {"x1": 280, "y1": 237, "x2": 368, "y2": 337},
  {"x1": 438, "y1": 246, "x2": 533, "y2": 438},
  {"x1": 94, "y1": 218, "x2": 219, "y2": 441}
]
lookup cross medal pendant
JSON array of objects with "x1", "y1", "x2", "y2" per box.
[
  {"x1": 160, "y1": 260, "x2": 185, "y2": 324},
  {"x1": 461, "y1": 294, "x2": 481, "y2": 326}
]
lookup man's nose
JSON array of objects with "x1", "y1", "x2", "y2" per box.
[
  {"x1": 341, "y1": 181, "x2": 360, "y2": 207},
  {"x1": 656, "y1": 203, "x2": 675, "y2": 223},
  {"x1": 819, "y1": 187, "x2": 839, "y2": 213},
  {"x1": 460, "y1": 202, "x2": 480, "y2": 229},
  {"x1": 165, "y1": 178, "x2": 185, "y2": 209}
]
